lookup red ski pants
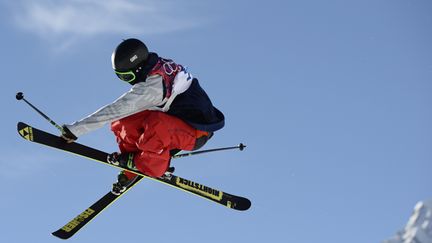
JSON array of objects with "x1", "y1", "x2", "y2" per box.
[{"x1": 111, "y1": 110, "x2": 209, "y2": 178}]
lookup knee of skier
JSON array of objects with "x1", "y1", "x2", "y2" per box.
[{"x1": 193, "y1": 131, "x2": 213, "y2": 150}]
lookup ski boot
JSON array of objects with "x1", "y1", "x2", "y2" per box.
[
  {"x1": 111, "y1": 172, "x2": 138, "y2": 196},
  {"x1": 107, "y1": 152, "x2": 136, "y2": 170},
  {"x1": 160, "y1": 166, "x2": 175, "y2": 180}
]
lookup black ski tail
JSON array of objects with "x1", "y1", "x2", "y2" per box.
[{"x1": 52, "y1": 176, "x2": 143, "y2": 239}]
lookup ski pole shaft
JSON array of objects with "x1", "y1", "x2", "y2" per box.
[
  {"x1": 173, "y1": 143, "x2": 246, "y2": 158},
  {"x1": 16, "y1": 92, "x2": 64, "y2": 132}
]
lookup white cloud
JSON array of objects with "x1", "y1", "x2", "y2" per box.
[{"x1": 8, "y1": 0, "x2": 205, "y2": 48}]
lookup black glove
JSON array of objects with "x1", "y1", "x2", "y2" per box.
[
  {"x1": 107, "y1": 152, "x2": 136, "y2": 170},
  {"x1": 61, "y1": 125, "x2": 78, "y2": 143}
]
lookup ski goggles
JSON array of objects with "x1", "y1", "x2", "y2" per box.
[{"x1": 115, "y1": 70, "x2": 136, "y2": 83}]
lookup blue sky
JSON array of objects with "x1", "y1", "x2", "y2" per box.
[{"x1": 1, "y1": 0, "x2": 431, "y2": 242}]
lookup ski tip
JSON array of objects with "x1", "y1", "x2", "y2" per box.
[
  {"x1": 17, "y1": 122, "x2": 29, "y2": 131},
  {"x1": 17, "y1": 122, "x2": 33, "y2": 141},
  {"x1": 52, "y1": 230, "x2": 71, "y2": 240},
  {"x1": 230, "y1": 197, "x2": 251, "y2": 211},
  {"x1": 17, "y1": 122, "x2": 27, "y2": 129},
  {"x1": 237, "y1": 198, "x2": 252, "y2": 211}
]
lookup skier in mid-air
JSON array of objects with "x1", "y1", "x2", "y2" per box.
[{"x1": 60, "y1": 38, "x2": 224, "y2": 195}]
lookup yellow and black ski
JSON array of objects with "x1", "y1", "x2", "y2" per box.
[
  {"x1": 17, "y1": 122, "x2": 251, "y2": 238},
  {"x1": 52, "y1": 175, "x2": 144, "y2": 239}
]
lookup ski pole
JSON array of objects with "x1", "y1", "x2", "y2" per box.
[
  {"x1": 173, "y1": 143, "x2": 246, "y2": 158},
  {"x1": 16, "y1": 92, "x2": 64, "y2": 133}
]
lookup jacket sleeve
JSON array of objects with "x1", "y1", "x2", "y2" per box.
[{"x1": 65, "y1": 76, "x2": 165, "y2": 137}]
